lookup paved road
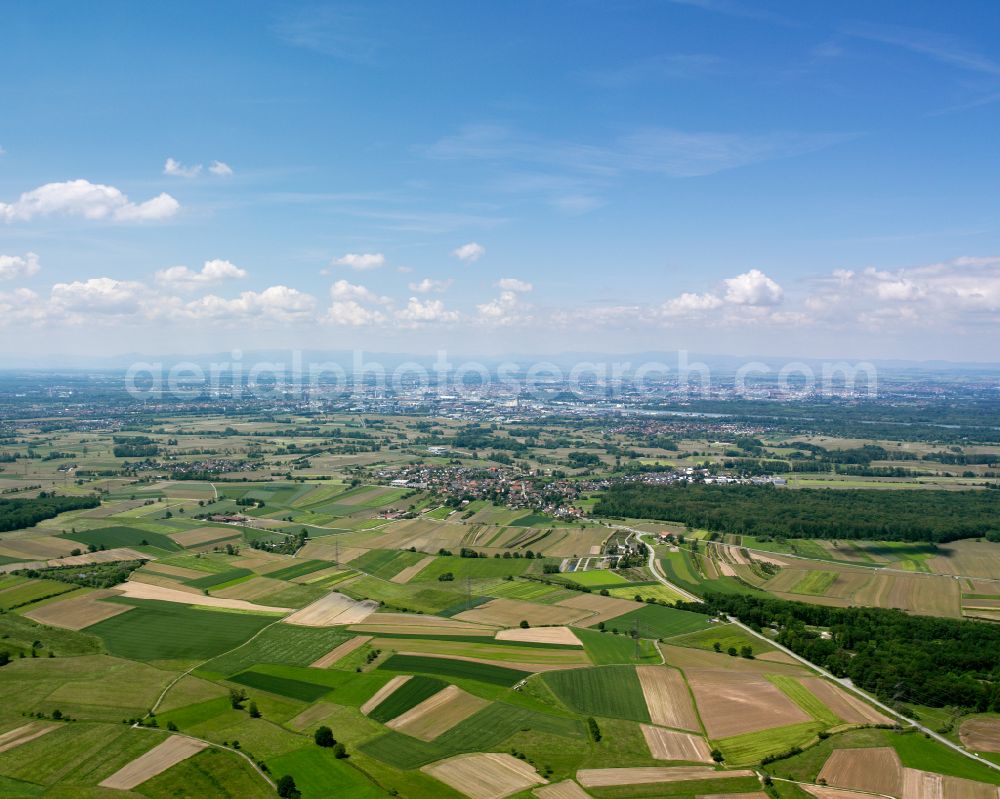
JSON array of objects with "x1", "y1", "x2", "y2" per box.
[{"x1": 623, "y1": 528, "x2": 1000, "y2": 776}]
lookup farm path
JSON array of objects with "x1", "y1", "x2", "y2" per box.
[{"x1": 619, "y1": 527, "x2": 1000, "y2": 778}]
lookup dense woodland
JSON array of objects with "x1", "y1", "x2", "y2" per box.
[
  {"x1": 594, "y1": 483, "x2": 1000, "y2": 542},
  {"x1": 0, "y1": 494, "x2": 100, "y2": 533},
  {"x1": 686, "y1": 593, "x2": 1000, "y2": 713}
]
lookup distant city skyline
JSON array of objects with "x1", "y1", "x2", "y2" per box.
[{"x1": 2, "y1": 1, "x2": 1000, "y2": 360}]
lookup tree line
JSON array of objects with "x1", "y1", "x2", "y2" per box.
[
  {"x1": 682, "y1": 592, "x2": 1000, "y2": 712},
  {"x1": 0, "y1": 493, "x2": 100, "y2": 533},
  {"x1": 594, "y1": 483, "x2": 1000, "y2": 543}
]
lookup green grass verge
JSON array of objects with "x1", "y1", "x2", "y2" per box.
[{"x1": 542, "y1": 665, "x2": 649, "y2": 723}]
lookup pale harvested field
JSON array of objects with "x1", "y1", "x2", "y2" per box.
[
  {"x1": 817, "y1": 747, "x2": 902, "y2": 796},
  {"x1": 965, "y1": 609, "x2": 1000, "y2": 622},
  {"x1": 296, "y1": 541, "x2": 367, "y2": 563},
  {"x1": 685, "y1": 670, "x2": 810, "y2": 738},
  {"x1": 310, "y1": 635, "x2": 372, "y2": 668},
  {"x1": 885, "y1": 573, "x2": 961, "y2": 619},
  {"x1": 214, "y1": 576, "x2": 288, "y2": 601},
  {"x1": 351, "y1": 612, "x2": 497, "y2": 637},
  {"x1": 24, "y1": 589, "x2": 132, "y2": 630},
  {"x1": 533, "y1": 780, "x2": 591, "y2": 799},
  {"x1": 391, "y1": 556, "x2": 435, "y2": 583},
  {"x1": 902, "y1": 767, "x2": 1000, "y2": 799},
  {"x1": 577, "y1": 767, "x2": 752, "y2": 787},
  {"x1": 1, "y1": 536, "x2": 76, "y2": 559},
  {"x1": 168, "y1": 526, "x2": 239, "y2": 547},
  {"x1": 640, "y1": 725, "x2": 712, "y2": 762},
  {"x1": 423, "y1": 753, "x2": 546, "y2": 799},
  {"x1": 361, "y1": 675, "x2": 412, "y2": 715},
  {"x1": 798, "y1": 678, "x2": 893, "y2": 725},
  {"x1": 802, "y1": 787, "x2": 887, "y2": 799},
  {"x1": 283, "y1": 592, "x2": 377, "y2": 626},
  {"x1": 127, "y1": 571, "x2": 202, "y2": 593},
  {"x1": 115, "y1": 580, "x2": 291, "y2": 612},
  {"x1": 387, "y1": 685, "x2": 490, "y2": 741},
  {"x1": 454, "y1": 598, "x2": 590, "y2": 627},
  {"x1": 930, "y1": 540, "x2": 1000, "y2": 580},
  {"x1": 46, "y1": 547, "x2": 149, "y2": 567},
  {"x1": 496, "y1": 626, "x2": 582, "y2": 646},
  {"x1": 555, "y1": 593, "x2": 638, "y2": 626},
  {"x1": 99, "y1": 735, "x2": 207, "y2": 789},
  {"x1": 139, "y1": 562, "x2": 205, "y2": 580},
  {"x1": 637, "y1": 666, "x2": 701, "y2": 732},
  {"x1": 699, "y1": 794, "x2": 767, "y2": 799},
  {"x1": 716, "y1": 560, "x2": 737, "y2": 577},
  {"x1": 960, "y1": 718, "x2": 1000, "y2": 752},
  {"x1": 0, "y1": 722, "x2": 58, "y2": 754}
]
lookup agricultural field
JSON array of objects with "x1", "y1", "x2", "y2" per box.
[{"x1": 0, "y1": 408, "x2": 998, "y2": 798}]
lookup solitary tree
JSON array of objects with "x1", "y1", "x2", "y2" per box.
[
  {"x1": 248, "y1": 701, "x2": 261, "y2": 718},
  {"x1": 314, "y1": 726, "x2": 335, "y2": 748},
  {"x1": 276, "y1": 774, "x2": 300, "y2": 798},
  {"x1": 333, "y1": 742, "x2": 347, "y2": 759}
]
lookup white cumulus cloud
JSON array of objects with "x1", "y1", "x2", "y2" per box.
[
  {"x1": 0, "y1": 180, "x2": 179, "y2": 223},
  {"x1": 496, "y1": 277, "x2": 533, "y2": 292},
  {"x1": 155, "y1": 259, "x2": 247, "y2": 290},
  {"x1": 333, "y1": 252, "x2": 386, "y2": 271},
  {"x1": 163, "y1": 158, "x2": 202, "y2": 178},
  {"x1": 396, "y1": 297, "x2": 460, "y2": 326},
  {"x1": 408, "y1": 277, "x2": 453, "y2": 293},
  {"x1": 0, "y1": 252, "x2": 40, "y2": 281},
  {"x1": 209, "y1": 161, "x2": 233, "y2": 176},
  {"x1": 453, "y1": 242, "x2": 485, "y2": 262},
  {"x1": 723, "y1": 269, "x2": 783, "y2": 306}
]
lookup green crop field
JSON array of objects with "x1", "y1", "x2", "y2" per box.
[
  {"x1": 186, "y1": 568, "x2": 253, "y2": 590},
  {"x1": 574, "y1": 628, "x2": 659, "y2": 665},
  {"x1": 769, "y1": 675, "x2": 840, "y2": 726},
  {"x1": 228, "y1": 668, "x2": 333, "y2": 701},
  {"x1": 563, "y1": 570, "x2": 630, "y2": 587},
  {"x1": 88, "y1": 599, "x2": 274, "y2": 661},
  {"x1": 367, "y1": 675, "x2": 447, "y2": 722},
  {"x1": 263, "y1": 559, "x2": 332, "y2": 581},
  {"x1": 61, "y1": 525, "x2": 181, "y2": 552},
  {"x1": 542, "y1": 665, "x2": 650, "y2": 723},
  {"x1": 140, "y1": 747, "x2": 274, "y2": 799},
  {"x1": 199, "y1": 625, "x2": 354, "y2": 676},
  {"x1": 666, "y1": 623, "x2": 775, "y2": 654},
  {"x1": 715, "y1": 721, "x2": 823, "y2": 765},
  {"x1": 436, "y1": 701, "x2": 585, "y2": 751},
  {"x1": 790, "y1": 570, "x2": 838, "y2": 596},
  {"x1": 352, "y1": 548, "x2": 427, "y2": 580},
  {"x1": 411, "y1": 556, "x2": 537, "y2": 582},
  {"x1": 379, "y1": 654, "x2": 530, "y2": 686},
  {"x1": 268, "y1": 747, "x2": 386, "y2": 799},
  {"x1": 0, "y1": 578, "x2": 77, "y2": 611},
  {"x1": 596, "y1": 603, "x2": 711, "y2": 639},
  {"x1": 359, "y1": 731, "x2": 449, "y2": 769}
]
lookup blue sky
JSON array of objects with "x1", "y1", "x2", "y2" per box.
[{"x1": 2, "y1": 0, "x2": 1000, "y2": 360}]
